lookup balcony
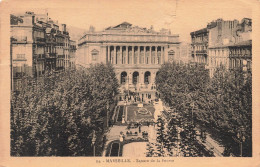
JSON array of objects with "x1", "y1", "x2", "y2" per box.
[
  {"x1": 34, "y1": 54, "x2": 45, "y2": 60},
  {"x1": 46, "y1": 53, "x2": 56, "y2": 58},
  {"x1": 196, "y1": 50, "x2": 207, "y2": 54},
  {"x1": 229, "y1": 54, "x2": 252, "y2": 59},
  {"x1": 11, "y1": 36, "x2": 27, "y2": 43},
  {"x1": 46, "y1": 38, "x2": 56, "y2": 44},
  {"x1": 57, "y1": 55, "x2": 65, "y2": 59},
  {"x1": 35, "y1": 37, "x2": 46, "y2": 44}
]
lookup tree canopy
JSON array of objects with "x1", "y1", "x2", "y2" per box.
[
  {"x1": 155, "y1": 62, "x2": 252, "y2": 156},
  {"x1": 11, "y1": 63, "x2": 119, "y2": 156}
]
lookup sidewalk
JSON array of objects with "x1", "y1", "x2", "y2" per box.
[
  {"x1": 102, "y1": 125, "x2": 150, "y2": 156},
  {"x1": 195, "y1": 129, "x2": 224, "y2": 157}
]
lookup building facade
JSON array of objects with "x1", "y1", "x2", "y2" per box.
[
  {"x1": 190, "y1": 18, "x2": 252, "y2": 77},
  {"x1": 207, "y1": 18, "x2": 252, "y2": 76},
  {"x1": 11, "y1": 11, "x2": 76, "y2": 91},
  {"x1": 77, "y1": 22, "x2": 180, "y2": 101},
  {"x1": 11, "y1": 12, "x2": 46, "y2": 90},
  {"x1": 44, "y1": 20, "x2": 57, "y2": 72},
  {"x1": 228, "y1": 40, "x2": 252, "y2": 72},
  {"x1": 69, "y1": 40, "x2": 76, "y2": 68},
  {"x1": 179, "y1": 42, "x2": 192, "y2": 64},
  {"x1": 190, "y1": 28, "x2": 209, "y2": 64}
]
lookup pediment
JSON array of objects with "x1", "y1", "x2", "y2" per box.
[
  {"x1": 91, "y1": 49, "x2": 99, "y2": 53},
  {"x1": 104, "y1": 22, "x2": 171, "y2": 35}
]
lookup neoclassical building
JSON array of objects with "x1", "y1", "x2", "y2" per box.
[{"x1": 77, "y1": 22, "x2": 180, "y2": 101}]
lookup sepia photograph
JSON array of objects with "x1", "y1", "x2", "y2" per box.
[{"x1": 1, "y1": 0, "x2": 260, "y2": 166}]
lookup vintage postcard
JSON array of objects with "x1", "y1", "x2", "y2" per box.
[{"x1": 0, "y1": 0, "x2": 259, "y2": 166}]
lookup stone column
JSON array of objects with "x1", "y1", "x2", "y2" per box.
[
  {"x1": 161, "y1": 46, "x2": 164, "y2": 64},
  {"x1": 114, "y1": 46, "x2": 116, "y2": 64},
  {"x1": 144, "y1": 46, "x2": 146, "y2": 64},
  {"x1": 165, "y1": 46, "x2": 168, "y2": 62},
  {"x1": 120, "y1": 46, "x2": 122, "y2": 64},
  {"x1": 107, "y1": 46, "x2": 110, "y2": 63},
  {"x1": 155, "y1": 46, "x2": 158, "y2": 64},
  {"x1": 126, "y1": 46, "x2": 129, "y2": 64},
  {"x1": 150, "y1": 46, "x2": 152, "y2": 64},
  {"x1": 137, "y1": 46, "x2": 140, "y2": 64},
  {"x1": 132, "y1": 46, "x2": 134, "y2": 64}
]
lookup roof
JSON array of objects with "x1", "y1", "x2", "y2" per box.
[
  {"x1": 114, "y1": 22, "x2": 132, "y2": 28},
  {"x1": 228, "y1": 40, "x2": 252, "y2": 47},
  {"x1": 209, "y1": 40, "x2": 252, "y2": 49},
  {"x1": 105, "y1": 22, "x2": 133, "y2": 30},
  {"x1": 209, "y1": 43, "x2": 230, "y2": 49},
  {"x1": 190, "y1": 28, "x2": 208, "y2": 36}
]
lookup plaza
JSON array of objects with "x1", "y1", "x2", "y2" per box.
[
  {"x1": 103, "y1": 99, "x2": 226, "y2": 157},
  {"x1": 8, "y1": 6, "x2": 252, "y2": 158}
]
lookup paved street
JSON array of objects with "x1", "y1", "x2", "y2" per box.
[
  {"x1": 195, "y1": 131, "x2": 224, "y2": 157},
  {"x1": 103, "y1": 102, "x2": 226, "y2": 157},
  {"x1": 122, "y1": 142, "x2": 148, "y2": 157}
]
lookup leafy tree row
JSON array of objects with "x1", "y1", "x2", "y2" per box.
[
  {"x1": 11, "y1": 63, "x2": 119, "y2": 156},
  {"x1": 155, "y1": 62, "x2": 252, "y2": 156},
  {"x1": 146, "y1": 115, "x2": 204, "y2": 157}
]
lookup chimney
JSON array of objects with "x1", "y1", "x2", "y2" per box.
[{"x1": 62, "y1": 24, "x2": 66, "y2": 32}]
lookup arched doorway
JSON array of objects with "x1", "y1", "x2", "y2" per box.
[
  {"x1": 121, "y1": 71, "x2": 127, "y2": 84},
  {"x1": 144, "y1": 71, "x2": 151, "y2": 84},
  {"x1": 156, "y1": 71, "x2": 159, "y2": 77},
  {"x1": 132, "y1": 71, "x2": 139, "y2": 84}
]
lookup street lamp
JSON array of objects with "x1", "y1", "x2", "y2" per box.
[
  {"x1": 237, "y1": 127, "x2": 246, "y2": 157},
  {"x1": 176, "y1": 126, "x2": 181, "y2": 157},
  {"x1": 106, "y1": 102, "x2": 110, "y2": 127},
  {"x1": 92, "y1": 130, "x2": 96, "y2": 156}
]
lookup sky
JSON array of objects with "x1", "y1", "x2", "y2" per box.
[{"x1": 8, "y1": 0, "x2": 253, "y2": 42}]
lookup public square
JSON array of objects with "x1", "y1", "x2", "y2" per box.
[
  {"x1": 103, "y1": 100, "x2": 225, "y2": 157},
  {"x1": 9, "y1": 0, "x2": 252, "y2": 159}
]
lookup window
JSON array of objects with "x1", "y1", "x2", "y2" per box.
[
  {"x1": 132, "y1": 72, "x2": 139, "y2": 84},
  {"x1": 16, "y1": 54, "x2": 25, "y2": 59},
  {"x1": 91, "y1": 49, "x2": 99, "y2": 61},
  {"x1": 168, "y1": 50, "x2": 175, "y2": 62},
  {"x1": 144, "y1": 71, "x2": 151, "y2": 84},
  {"x1": 92, "y1": 53, "x2": 98, "y2": 61},
  {"x1": 121, "y1": 72, "x2": 127, "y2": 84}
]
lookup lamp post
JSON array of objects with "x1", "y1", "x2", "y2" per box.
[
  {"x1": 106, "y1": 102, "x2": 109, "y2": 127},
  {"x1": 176, "y1": 126, "x2": 180, "y2": 157},
  {"x1": 237, "y1": 127, "x2": 246, "y2": 157},
  {"x1": 92, "y1": 130, "x2": 96, "y2": 156}
]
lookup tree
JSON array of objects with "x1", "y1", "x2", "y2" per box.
[
  {"x1": 11, "y1": 64, "x2": 119, "y2": 156},
  {"x1": 155, "y1": 62, "x2": 209, "y2": 115},
  {"x1": 203, "y1": 67, "x2": 252, "y2": 156},
  {"x1": 155, "y1": 62, "x2": 252, "y2": 156},
  {"x1": 146, "y1": 142, "x2": 154, "y2": 157},
  {"x1": 153, "y1": 116, "x2": 166, "y2": 157},
  {"x1": 164, "y1": 117, "x2": 178, "y2": 156}
]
